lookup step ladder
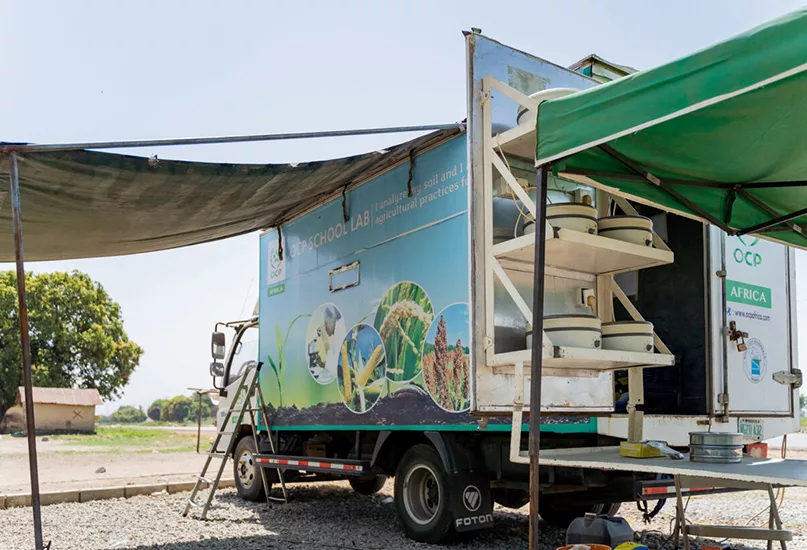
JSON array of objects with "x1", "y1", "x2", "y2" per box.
[
  {"x1": 182, "y1": 362, "x2": 288, "y2": 519},
  {"x1": 672, "y1": 475, "x2": 792, "y2": 550}
]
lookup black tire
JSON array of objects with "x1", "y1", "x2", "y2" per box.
[
  {"x1": 492, "y1": 488, "x2": 529, "y2": 509},
  {"x1": 394, "y1": 444, "x2": 454, "y2": 543},
  {"x1": 233, "y1": 436, "x2": 267, "y2": 502},
  {"x1": 349, "y1": 475, "x2": 388, "y2": 495},
  {"x1": 539, "y1": 497, "x2": 621, "y2": 527}
]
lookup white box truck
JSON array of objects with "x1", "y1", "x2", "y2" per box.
[{"x1": 207, "y1": 34, "x2": 802, "y2": 543}]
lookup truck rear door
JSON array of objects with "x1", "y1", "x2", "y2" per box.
[{"x1": 710, "y1": 228, "x2": 797, "y2": 416}]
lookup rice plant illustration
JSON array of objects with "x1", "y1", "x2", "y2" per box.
[{"x1": 373, "y1": 282, "x2": 434, "y2": 383}]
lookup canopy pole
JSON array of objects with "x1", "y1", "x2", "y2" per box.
[
  {"x1": 736, "y1": 205, "x2": 807, "y2": 237},
  {"x1": 597, "y1": 145, "x2": 734, "y2": 234},
  {"x1": 1, "y1": 123, "x2": 465, "y2": 154},
  {"x1": 9, "y1": 152, "x2": 44, "y2": 550},
  {"x1": 736, "y1": 189, "x2": 806, "y2": 237},
  {"x1": 528, "y1": 164, "x2": 549, "y2": 550}
]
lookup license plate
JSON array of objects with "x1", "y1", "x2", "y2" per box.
[{"x1": 739, "y1": 418, "x2": 763, "y2": 441}]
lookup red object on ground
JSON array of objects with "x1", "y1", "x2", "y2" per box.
[{"x1": 746, "y1": 442, "x2": 768, "y2": 458}]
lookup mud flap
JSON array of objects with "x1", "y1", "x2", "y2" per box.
[{"x1": 448, "y1": 472, "x2": 493, "y2": 532}]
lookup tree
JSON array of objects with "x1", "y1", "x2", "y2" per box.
[
  {"x1": 162, "y1": 395, "x2": 194, "y2": 423},
  {"x1": 147, "y1": 398, "x2": 167, "y2": 421},
  {"x1": 111, "y1": 405, "x2": 147, "y2": 423},
  {"x1": 800, "y1": 393, "x2": 806, "y2": 417},
  {"x1": 0, "y1": 270, "x2": 143, "y2": 418},
  {"x1": 199, "y1": 393, "x2": 217, "y2": 420}
]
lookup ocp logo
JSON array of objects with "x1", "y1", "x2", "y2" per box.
[
  {"x1": 734, "y1": 236, "x2": 762, "y2": 267},
  {"x1": 267, "y1": 234, "x2": 286, "y2": 284}
]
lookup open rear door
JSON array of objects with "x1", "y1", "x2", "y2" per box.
[
  {"x1": 466, "y1": 32, "x2": 617, "y2": 415},
  {"x1": 710, "y1": 228, "x2": 797, "y2": 417}
]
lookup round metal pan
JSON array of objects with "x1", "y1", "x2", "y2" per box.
[
  {"x1": 690, "y1": 444, "x2": 743, "y2": 463},
  {"x1": 689, "y1": 431, "x2": 743, "y2": 446}
]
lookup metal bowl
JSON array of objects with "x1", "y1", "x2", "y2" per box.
[
  {"x1": 689, "y1": 432, "x2": 743, "y2": 446},
  {"x1": 690, "y1": 444, "x2": 743, "y2": 463},
  {"x1": 689, "y1": 431, "x2": 744, "y2": 463}
]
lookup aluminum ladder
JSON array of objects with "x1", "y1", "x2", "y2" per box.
[{"x1": 182, "y1": 362, "x2": 288, "y2": 519}]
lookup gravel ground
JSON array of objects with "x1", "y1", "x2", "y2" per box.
[{"x1": 2, "y1": 481, "x2": 806, "y2": 550}]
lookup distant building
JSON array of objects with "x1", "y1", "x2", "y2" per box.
[{"x1": 1, "y1": 387, "x2": 103, "y2": 434}]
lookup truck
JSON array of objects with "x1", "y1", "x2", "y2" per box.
[{"x1": 206, "y1": 33, "x2": 802, "y2": 543}]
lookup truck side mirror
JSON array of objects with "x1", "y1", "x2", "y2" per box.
[
  {"x1": 210, "y1": 361, "x2": 225, "y2": 377},
  {"x1": 211, "y1": 332, "x2": 226, "y2": 360}
]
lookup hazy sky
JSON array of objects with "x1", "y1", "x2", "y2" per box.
[{"x1": 1, "y1": 1, "x2": 805, "y2": 412}]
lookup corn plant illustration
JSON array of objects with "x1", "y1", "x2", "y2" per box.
[
  {"x1": 373, "y1": 282, "x2": 434, "y2": 383},
  {"x1": 422, "y1": 312, "x2": 471, "y2": 411},
  {"x1": 337, "y1": 324, "x2": 386, "y2": 412},
  {"x1": 265, "y1": 314, "x2": 309, "y2": 407}
]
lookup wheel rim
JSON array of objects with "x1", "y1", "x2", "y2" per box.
[
  {"x1": 402, "y1": 464, "x2": 441, "y2": 525},
  {"x1": 237, "y1": 449, "x2": 255, "y2": 489}
]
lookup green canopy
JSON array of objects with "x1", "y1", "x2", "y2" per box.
[{"x1": 535, "y1": 8, "x2": 807, "y2": 249}]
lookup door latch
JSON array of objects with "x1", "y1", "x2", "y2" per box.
[
  {"x1": 727, "y1": 321, "x2": 748, "y2": 352},
  {"x1": 773, "y1": 368, "x2": 803, "y2": 389}
]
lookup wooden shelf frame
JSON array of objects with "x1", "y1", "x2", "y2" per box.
[{"x1": 476, "y1": 76, "x2": 678, "y2": 444}]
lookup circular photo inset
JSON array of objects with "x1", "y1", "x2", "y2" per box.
[
  {"x1": 373, "y1": 281, "x2": 434, "y2": 383},
  {"x1": 305, "y1": 303, "x2": 345, "y2": 384},
  {"x1": 337, "y1": 324, "x2": 386, "y2": 413},
  {"x1": 422, "y1": 303, "x2": 471, "y2": 412}
]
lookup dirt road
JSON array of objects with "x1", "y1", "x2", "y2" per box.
[{"x1": 0, "y1": 427, "x2": 231, "y2": 494}]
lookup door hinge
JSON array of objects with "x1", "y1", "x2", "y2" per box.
[
  {"x1": 772, "y1": 368, "x2": 802, "y2": 389},
  {"x1": 717, "y1": 393, "x2": 730, "y2": 405}
]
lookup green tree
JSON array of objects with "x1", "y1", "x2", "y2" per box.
[
  {"x1": 0, "y1": 270, "x2": 143, "y2": 418},
  {"x1": 162, "y1": 395, "x2": 194, "y2": 422},
  {"x1": 199, "y1": 393, "x2": 218, "y2": 419},
  {"x1": 800, "y1": 393, "x2": 806, "y2": 417},
  {"x1": 111, "y1": 405, "x2": 147, "y2": 423},
  {"x1": 147, "y1": 398, "x2": 167, "y2": 421}
]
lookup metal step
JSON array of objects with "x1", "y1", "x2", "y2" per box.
[{"x1": 206, "y1": 452, "x2": 227, "y2": 459}]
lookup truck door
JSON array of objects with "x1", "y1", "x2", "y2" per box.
[{"x1": 710, "y1": 228, "x2": 796, "y2": 416}]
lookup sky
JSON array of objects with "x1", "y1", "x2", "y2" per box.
[{"x1": 0, "y1": 1, "x2": 805, "y2": 412}]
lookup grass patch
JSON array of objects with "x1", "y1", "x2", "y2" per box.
[{"x1": 50, "y1": 426, "x2": 212, "y2": 453}]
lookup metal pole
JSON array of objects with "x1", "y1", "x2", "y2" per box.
[
  {"x1": 9, "y1": 152, "x2": 44, "y2": 550},
  {"x1": 1, "y1": 123, "x2": 465, "y2": 154},
  {"x1": 736, "y1": 205, "x2": 807, "y2": 236},
  {"x1": 196, "y1": 391, "x2": 203, "y2": 454},
  {"x1": 528, "y1": 165, "x2": 549, "y2": 550}
]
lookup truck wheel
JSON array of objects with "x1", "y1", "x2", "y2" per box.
[
  {"x1": 349, "y1": 475, "x2": 388, "y2": 495},
  {"x1": 492, "y1": 488, "x2": 529, "y2": 509},
  {"x1": 539, "y1": 497, "x2": 620, "y2": 526},
  {"x1": 394, "y1": 444, "x2": 454, "y2": 543},
  {"x1": 233, "y1": 436, "x2": 267, "y2": 502}
]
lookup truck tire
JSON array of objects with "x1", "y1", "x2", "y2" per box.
[
  {"x1": 349, "y1": 475, "x2": 388, "y2": 495},
  {"x1": 492, "y1": 488, "x2": 529, "y2": 509},
  {"x1": 233, "y1": 436, "x2": 267, "y2": 502},
  {"x1": 394, "y1": 444, "x2": 454, "y2": 543},
  {"x1": 539, "y1": 497, "x2": 621, "y2": 527}
]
